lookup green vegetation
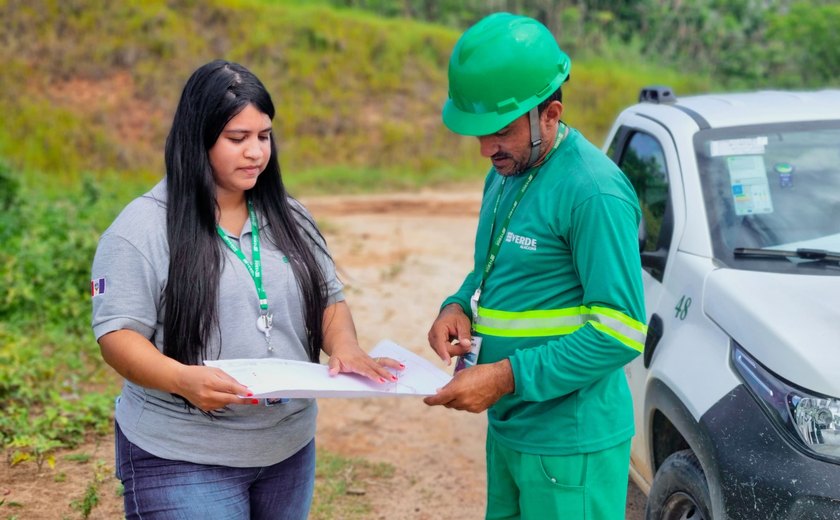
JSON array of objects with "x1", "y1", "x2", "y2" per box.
[
  {"x1": 70, "y1": 460, "x2": 108, "y2": 520},
  {"x1": 312, "y1": 450, "x2": 395, "y2": 519},
  {"x1": 0, "y1": 0, "x2": 477, "y2": 185},
  {"x1": 326, "y1": 0, "x2": 840, "y2": 89},
  {"x1": 63, "y1": 453, "x2": 93, "y2": 464},
  {"x1": 0, "y1": 164, "x2": 126, "y2": 475}
]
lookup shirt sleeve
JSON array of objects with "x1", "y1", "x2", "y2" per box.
[
  {"x1": 441, "y1": 270, "x2": 479, "y2": 318},
  {"x1": 314, "y1": 236, "x2": 345, "y2": 306},
  {"x1": 288, "y1": 200, "x2": 345, "y2": 305},
  {"x1": 509, "y1": 193, "x2": 647, "y2": 402},
  {"x1": 91, "y1": 233, "x2": 161, "y2": 341}
]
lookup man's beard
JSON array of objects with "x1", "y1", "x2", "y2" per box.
[{"x1": 491, "y1": 153, "x2": 526, "y2": 176}]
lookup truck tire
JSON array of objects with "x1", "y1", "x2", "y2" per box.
[{"x1": 645, "y1": 449, "x2": 712, "y2": 520}]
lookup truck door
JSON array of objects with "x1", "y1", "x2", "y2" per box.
[{"x1": 606, "y1": 117, "x2": 682, "y2": 486}]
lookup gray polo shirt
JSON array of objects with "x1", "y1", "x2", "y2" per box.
[{"x1": 91, "y1": 180, "x2": 343, "y2": 467}]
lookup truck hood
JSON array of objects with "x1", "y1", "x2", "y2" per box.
[{"x1": 704, "y1": 268, "x2": 840, "y2": 397}]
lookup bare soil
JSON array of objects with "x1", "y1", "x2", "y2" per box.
[{"x1": 1, "y1": 190, "x2": 645, "y2": 519}]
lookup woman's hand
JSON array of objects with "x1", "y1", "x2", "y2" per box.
[
  {"x1": 99, "y1": 329, "x2": 258, "y2": 412},
  {"x1": 327, "y1": 343, "x2": 404, "y2": 383},
  {"x1": 321, "y1": 300, "x2": 404, "y2": 383},
  {"x1": 174, "y1": 365, "x2": 258, "y2": 412}
]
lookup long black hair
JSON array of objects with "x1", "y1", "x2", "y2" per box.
[{"x1": 163, "y1": 60, "x2": 328, "y2": 367}]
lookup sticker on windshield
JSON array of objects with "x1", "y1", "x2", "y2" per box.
[
  {"x1": 710, "y1": 136, "x2": 768, "y2": 157},
  {"x1": 727, "y1": 155, "x2": 774, "y2": 216},
  {"x1": 774, "y1": 162, "x2": 795, "y2": 188}
]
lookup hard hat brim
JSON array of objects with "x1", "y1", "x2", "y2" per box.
[{"x1": 442, "y1": 99, "x2": 527, "y2": 137}]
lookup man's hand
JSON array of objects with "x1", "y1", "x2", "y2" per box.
[
  {"x1": 424, "y1": 359, "x2": 515, "y2": 413},
  {"x1": 428, "y1": 303, "x2": 473, "y2": 365}
]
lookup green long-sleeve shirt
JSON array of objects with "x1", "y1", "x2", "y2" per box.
[{"x1": 443, "y1": 128, "x2": 646, "y2": 455}]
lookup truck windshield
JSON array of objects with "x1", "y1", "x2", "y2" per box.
[{"x1": 695, "y1": 121, "x2": 840, "y2": 275}]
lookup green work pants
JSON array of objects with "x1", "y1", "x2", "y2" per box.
[{"x1": 485, "y1": 432, "x2": 631, "y2": 520}]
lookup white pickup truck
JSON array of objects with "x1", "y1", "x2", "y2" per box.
[{"x1": 603, "y1": 87, "x2": 840, "y2": 519}]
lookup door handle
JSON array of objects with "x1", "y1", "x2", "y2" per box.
[{"x1": 644, "y1": 313, "x2": 663, "y2": 368}]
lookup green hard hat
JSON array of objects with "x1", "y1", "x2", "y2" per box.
[{"x1": 442, "y1": 13, "x2": 571, "y2": 136}]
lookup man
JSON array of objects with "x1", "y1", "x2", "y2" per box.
[{"x1": 424, "y1": 13, "x2": 647, "y2": 520}]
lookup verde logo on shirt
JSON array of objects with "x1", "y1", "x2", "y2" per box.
[{"x1": 505, "y1": 231, "x2": 538, "y2": 251}]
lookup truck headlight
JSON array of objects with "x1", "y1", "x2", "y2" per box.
[
  {"x1": 791, "y1": 396, "x2": 840, "y2": 456},
  {"x1": 732, "y1": 343, "x2": 840, "y2": 461}
]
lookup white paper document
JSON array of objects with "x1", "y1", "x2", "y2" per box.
[{"x1": 204, "y1": 339, "x2": 452, "y2": 398}]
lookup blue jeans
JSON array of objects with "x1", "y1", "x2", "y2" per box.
[{"x1": 115, "y1": 422, "x2": 315, "y2": 520}]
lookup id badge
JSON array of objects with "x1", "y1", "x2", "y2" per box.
[
  {"x1": 470, "y1": 288, "x2": 481, "y2": 323},
  {"x1": 454, "y1": 335, "x2": 482, "y2": 373}
]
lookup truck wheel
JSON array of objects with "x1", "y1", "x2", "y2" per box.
[{"x1": 645, "y1": 449, "x2": 712, "y2": 520}]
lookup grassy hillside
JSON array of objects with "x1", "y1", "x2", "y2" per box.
[
  {"x1": 1, "y1": 0, "x2": 709, "y2": 193},
  {"x1": 2, "y1": 0, "x2": 464, "y2": 190}
]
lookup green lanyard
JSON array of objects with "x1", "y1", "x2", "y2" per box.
[
  {"x1": 478, "y1": 123, "x2": 568, "y2": 294},
  {"x1": 216, "y1": 200, "x2": 268, "y2": 314}
]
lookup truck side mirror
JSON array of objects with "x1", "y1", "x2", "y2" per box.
[{"x1": 639, "y1": 214, "x2": 648, "y2": 253}]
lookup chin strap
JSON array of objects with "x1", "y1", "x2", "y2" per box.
[{"x1": 526, "y1": 106, "x2": 542, "y2": 168}]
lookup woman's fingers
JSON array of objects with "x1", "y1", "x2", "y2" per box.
[{"x1": 328, "y1": 353, "x2": 404, "y2": 383}]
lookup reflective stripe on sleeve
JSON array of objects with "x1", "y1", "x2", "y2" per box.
[
  {"x1": 588, "y1": 305, "x2": 647, "y2": 352},
  {"x1": 473, "y1": 306, "x2": 590, "y2": 337},
  {"x1": 474, "y1": 304, "x2": 647, "y2": 352}
]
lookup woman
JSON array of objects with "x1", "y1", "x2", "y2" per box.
[{"x1": 91, "y1": 60, "x2": 399, "y2": 519}]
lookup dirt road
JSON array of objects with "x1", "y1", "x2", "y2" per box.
[{"x1": 1, "y1": 190, "x2": 645, "y2": 519}]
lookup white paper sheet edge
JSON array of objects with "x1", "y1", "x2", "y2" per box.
[{"x1": 204, "y1": 339, "x2": 452, "y2": 398}]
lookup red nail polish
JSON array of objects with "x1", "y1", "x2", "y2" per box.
[
  {"x1": 251, "y1": 399, "x2": 259, "y2": 404},
  {"x1": 391, "y1": 375, "x2": 398, "y2": 381},
  {"x1": 379, "y1": 377, "x2": 386, "y2": 383},
  {"x1": 246, "y1": 392, "x2": 254, "y2": 397},
  {"x1": 399, "y1": 363, "x2": 405, "y2": 369}
]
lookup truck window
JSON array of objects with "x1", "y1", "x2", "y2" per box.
[{"x1": 618, "y1": 132, "x2": 672, "y2": 255}]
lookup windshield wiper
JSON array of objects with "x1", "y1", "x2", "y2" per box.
[{"x1": 733, "y1": 247, "x2": 840, "y2": 263}]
